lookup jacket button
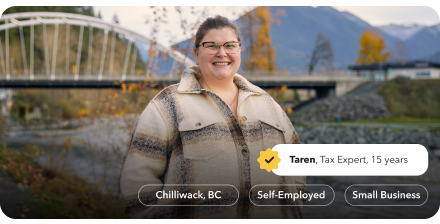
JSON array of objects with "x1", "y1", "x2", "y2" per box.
[
  {"x1": 241, "y1": 150, "x2": 248, "y2": 156},
  {"x1": 276, "y1": 124, "x2": 279, "y2": 127},
  {"x1": 242, "y1": 116, "x2": 247, "y2": 121},
  {"x1": 195, "y1": 123, "x2": 201, "y2": 126}
]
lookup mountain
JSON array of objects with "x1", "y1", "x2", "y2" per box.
[
  {"x1": 235, "y1": 6, "x2": 399, "y2": 70},
  {"x1": 137, "y1": 6, "x2": 440, "y2": 73},
  {"x1": 404, "y1": 24, "x2": 440, "y2": 60},
  {"x1": 378, "y1": 23, "x2": 427, "y2": 41},
  {"x1": 423, "y1": 50, "x2": 440, "y2": 63}
]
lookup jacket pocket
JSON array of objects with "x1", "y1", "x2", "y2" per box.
[
  {"x1": 259, "y1": 117, "x2": 285, "y2": 150},
  {"x1": 178, "y1": 117, "x2": 227, "y2": 161}
]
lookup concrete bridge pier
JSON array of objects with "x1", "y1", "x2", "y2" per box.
[{"x1": 335, "y1": 78, "x2": 368, "y2": 96}]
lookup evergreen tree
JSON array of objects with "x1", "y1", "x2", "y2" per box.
[
  {"x1": 112, "y1": 13, "x2": 120, "y2": 24},
  {"x1": 3, "y1": 6, "x2": 94, "y2": 16}
]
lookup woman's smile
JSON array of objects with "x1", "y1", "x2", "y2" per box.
[{"x1": 212, "y1": 61, "x2": 231, "y2": 66}]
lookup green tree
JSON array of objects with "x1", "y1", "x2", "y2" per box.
[{"x1": 2, "y1": 6, "x2": 95, "y2": 16}]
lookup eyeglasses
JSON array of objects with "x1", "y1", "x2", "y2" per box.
[{"x1": 197, "y1": 42, "x2": 241, "y2": 55}]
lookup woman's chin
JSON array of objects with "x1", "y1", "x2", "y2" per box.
[
  {"x1": 210, "y1": 68, "x2": 237, "y2": 79},
  {"x1": 211, "y1": 72, "x2": 235, "y2": 80}
]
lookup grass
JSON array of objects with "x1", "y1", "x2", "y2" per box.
[
  {"x1": 378, "y1": 77, "x2": 440, "y2": 119},
  {"x1": 0, "y1": 144, "x2": 128, "y2": 219}
]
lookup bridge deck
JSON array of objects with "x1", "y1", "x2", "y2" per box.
[{"x1": 0, "y1": 74, "x2": 364, "y2": 89}]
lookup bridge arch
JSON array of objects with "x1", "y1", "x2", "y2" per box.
[{"x1": 0, "y1": 12, "x2": 195, "y2": 80}]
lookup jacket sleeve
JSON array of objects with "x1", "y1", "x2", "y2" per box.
[
  {"x1": 120, "y1": 101, "x2": 171, "y2": 218},
  {"x1": 280, "y1": 109, "x2": 308, "y2": 202}
]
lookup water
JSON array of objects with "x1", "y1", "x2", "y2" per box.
[{"x1": 5, "y1": 115, "x2": 135, "y2": 194}]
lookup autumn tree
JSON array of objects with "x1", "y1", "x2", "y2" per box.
[
  {"x1": 356, "y1": 28, "x2": 391, "y2": 65},
  {"x1": 307, "y1": 33, "x2": 334, "y2": 75},
  {"x1": 241, "y1": 6, "x2": 278, "y2": 71}
]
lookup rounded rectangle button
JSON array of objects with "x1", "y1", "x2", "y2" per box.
[
  {"x1": 138, "y1": 184, "x2": 239, "y2": 206},
  {"x1": 345, "y1": 184, "x2": 428, "y2": 206},
  {"x1": 249, "y1": 184, "x2": 334, "y2": 206}
]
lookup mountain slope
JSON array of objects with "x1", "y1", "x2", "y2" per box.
[
  {"x1": 404, "y1": 24, "x2": 440, "y2": 60},
  {"x1": 378, "y1": 23, "x2": 426, "y2": 41},
  {"x1": 235, "y1": 6, "x2": 399, "y2": 70},
  {"x1": 139, "y1": 6, "x2": 439, "y2": 74}
]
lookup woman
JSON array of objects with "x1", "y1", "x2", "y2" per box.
[{"x1": 120, "y1": 15, "x2": 305, "y2": 219}]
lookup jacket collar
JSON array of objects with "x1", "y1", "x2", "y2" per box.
[{"x1": 177, "y1": 66, "x2": 264, "y2": 95}]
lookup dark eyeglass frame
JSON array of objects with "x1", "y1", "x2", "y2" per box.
[{"x1": 196, "y1": 41, "x2": 242, "y2": 54}]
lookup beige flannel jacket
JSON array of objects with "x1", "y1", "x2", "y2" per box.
[{"x1": 120, "y1": 66, "x2": 305, "y2": 218}]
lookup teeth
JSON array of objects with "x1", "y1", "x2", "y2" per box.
[{"x1": 214, "y1": 62, "x2": 229, "y2": 66}]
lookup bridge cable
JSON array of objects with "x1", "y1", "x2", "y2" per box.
[
  {"x1": 87, "y1": 25, "x2": 93, "y2": 76},
  {"x1": 30, "y1": 17, "x2": 34, "y2": 80},
  {"x1": 121, "y1": 38, "x2": 132, "y2": 81},
  {"x1": 98, "y1": 29, "x2": 109, "y2": 81},
  {"x1": 10, "y1": 18, "x2": 29, "y2": 77},
  {"x1": 65, "y1": 22, "x2": 69, "y2": 77},
  {"x1": 0, "y1": 37, "x2": 6, "y2": 76},
  {"x1": 51, "y1": 22, "x2": 59, "y2": 80},
  {"x1": 41, "y1": 19, "x2": 50, "y2": 77},
  {"x1": 169, "y1": 58, "x2": 177, "y2": 78},
  {"x1": 5, "y1": 19, "x2": 9, "y2": 80},
  {"x1": 108, "y1": 30, "x2": 116, "y2": 77},
  {"x1": 130, "y1": 43, "x2": 137, "y2": 76},
  {"x1": 75, "y1": 25, "x2": 84, "y2": 81}
]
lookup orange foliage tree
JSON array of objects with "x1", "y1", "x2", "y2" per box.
[
  {"x1": 356, "y1": 28, "x2": 391, "y2": 65},
  {"x1": 242, "y1": 6, "x2": 277, "y2": 71}
]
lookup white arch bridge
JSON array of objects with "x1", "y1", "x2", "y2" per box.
[
  {"x1": 0, "y1": 12, "x2": 196, "y2": 88},
  {"x1": 0, "y1": 12, "x2": 366, "y2": 98}
]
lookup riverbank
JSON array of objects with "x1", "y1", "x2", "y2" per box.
[
  {"x1": 2, "y1": 113, "x2": 440, "y2": 219},
  {"x1": 0, "y1": 145, "x2": 128, "y2": 218},
  {"x1": 0, "y1": 170, "x2": 39, "y2": 218}
]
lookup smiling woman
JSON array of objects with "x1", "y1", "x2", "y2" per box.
[{"x1": 119, "y1": 15, "x2": 305, "y2": 219}]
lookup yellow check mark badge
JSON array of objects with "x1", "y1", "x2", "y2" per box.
[{"x1": 257, "y1": 148, "x2": 281, "y2": 172}]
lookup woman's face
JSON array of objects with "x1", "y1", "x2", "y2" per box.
[{"x1": 195, "y1": 27, "x2": 241, "y2": 81}]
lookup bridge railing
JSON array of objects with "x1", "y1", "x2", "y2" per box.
[
  {"x1": 239, "y1": 69, "x2": 350, "y2": 77},
  {"x1": 0, "y1": 69, "x2": 152, "y2": 80},
  {"x1": 0, "y1": 69, "x2": 354, "y2": 82}
]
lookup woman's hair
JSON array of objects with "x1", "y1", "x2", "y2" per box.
[{"x1": 194, "y1": 15, "x2": 242, "y2": 51}]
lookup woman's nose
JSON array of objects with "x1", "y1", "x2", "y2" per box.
[{"x1": 216, "y1": 46, "x2": 228, "y2": 57}]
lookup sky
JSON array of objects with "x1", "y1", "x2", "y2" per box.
[
  {"x1": 93, "y1": 5, "x2": 440, "y2": 48},
  {"x1": 0, "y1": 2, "x2": 439, "y2": 48},
  {"x1": 332, "y1": 6, "x2": 440, "y2": 26}
]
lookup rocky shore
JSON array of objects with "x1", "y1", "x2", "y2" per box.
[
  {"x1": 293, "y1": 81, "x2": 390, "y2": 123},
  {"x1": 295, "y1": 125, "x2": 440, "y2": 157}
]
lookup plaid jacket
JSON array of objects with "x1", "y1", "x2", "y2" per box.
[{"x1": 120, "y1": 66, "x2": 305, "y2": 218}]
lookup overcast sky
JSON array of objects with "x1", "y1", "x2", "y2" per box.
[
  {"x1": 92, "y1": 5, "x2": 440, "y2": 47},
  {"x1": 332, "y1": 6, "x2": 440, "y2": 26},
  {"x1": 1, "y1": 2, "x2": 439, "y2": 48}
]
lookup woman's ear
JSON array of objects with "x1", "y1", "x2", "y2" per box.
[{"x1": 194, "y1": 49, "x2": 199, "y2": 65}]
